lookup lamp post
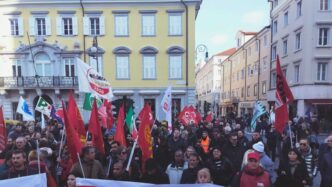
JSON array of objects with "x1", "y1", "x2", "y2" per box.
[
  {"x1": 195, "y1": 44, "x2": 209, "y2": 62},
  {"x1": 89, "y1": 36, "x2": 99, "y2": 73}
]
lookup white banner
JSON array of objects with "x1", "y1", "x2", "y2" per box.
[
  {"x1": 76, "y1": 178, "x2": 222, "y2": 187},
  {"x1": 0, "y1": 173, "x2": 47, "y2": 187},
  {"x1": 160, "y1": 85, "x2": 172, "y2": 132}
]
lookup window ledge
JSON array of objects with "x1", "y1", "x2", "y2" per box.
[
  {"x1": 294, "y1": 48, "x2": 302, "y2": 53},
  {"x1": 141, "y1": 35, "x2": 156, "y2": 37},
  {"x1": 114, "y1": 35, "x2": 129, "y2": 37},
  {"x1": 282, "y1": 54, "x2": 288, "y2": 58},
  {"x1": 168, "y1": 34, "x2": 183, "y2": 37},
  {"x1": 314, "y1": 81, "x2": 330, "y2": 85},
  {"x1": 316, "y1": 45, "x2": 332, "y2": 48}
]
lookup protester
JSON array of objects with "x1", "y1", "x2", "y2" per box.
[
  {"x1": 320, "y1": 135, "x2": 332, "y2": 187},
  {"x1": 180, "y1": 152, "x2": 201, "y2": 184},
  {"x1": 196, "y1": 168, "x2": 212, "y2": 184},
  {"x1": 252, "y1": 141, "x2": 276, "y2": 182},
  {"x1": 298, "y1": 138, "x2": 318, "y2": 183},
  {"x1": 140, "y1": 158, "x2": 169, "y2": 184},
  {"x1": 0, "y1": 150, "x2": 28, "y2": 179},
  {"x1": 222, "y1": 132, "x2": 245, "y2": 172},
  {"x1": 65, "y1": 173, "x2": 77, "y2": 187},
  {"x1": 165, "y1": 149, "x2": 188, "y2": 184}
]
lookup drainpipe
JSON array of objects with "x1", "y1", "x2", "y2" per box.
[
  {"x1": 221, "y1": 64, "x2": 225, "y2": 116},
  {"x1": 181, "y1": 0, "x2": 189, "y2": 104},
  {"x1": 257, "y1": 38, "x2": 261, "y2": 100},
  {"x1": 229, "y1": 59, "x2": 232, "y2": 113},
  {"x1": 244, "y1": 48, "x2": 248, "y2": 101},
  {"x1": 80, "y1": 0, "x2": 86, "y2": 62}
]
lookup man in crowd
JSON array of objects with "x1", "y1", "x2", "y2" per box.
[{"x1": 0, "y1": 150, "x2": 28, "y2": 179}]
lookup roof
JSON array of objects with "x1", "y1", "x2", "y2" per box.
[
  {"x1": 239, "y1": 30, "x2": 258, "y2": 35},
  {"x1": 215, "y1": 48, "x2": 236, "y2": 56}
]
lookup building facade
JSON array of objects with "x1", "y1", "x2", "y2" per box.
[
  {"x1": 267, "y1": 0, "x2": 332, "y2": 130},
  {"x1": 195, "y1": 48, "x2": 235, "y2": 116},
  {"x1": 220, "y1": 27, "x2": 271, "y2": 117},
  {"x1": 0, "y1": 0, "x2": 202, "y2": 121}
]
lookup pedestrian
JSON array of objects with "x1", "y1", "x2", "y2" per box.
[
  {"x1": 165, "y1": 149, "x2": 188, "y2": 184},
  {"x1": 0, "y1": 150, "x2": 29, "y2": 179},
  {"x1": 222, "y1": 132, "x2": 245, "y2": 172},
  {"x1": 298, "y1": 138, "x2": 318, "y2": 183},
  {"x1": 140, "y1": 158, "x2": 169, "y2": 184},
  {"x1": 320, "y1": 135, "x2": 332, "y2": 187},
  {"x1": 252, "y1": 141, "x2": 276, "y2": 182},
  {"x1": 265, "y1": 125, "x2": 278, "y2": 161},
  {"x1": 180, "y1": 152, "x2": 201, "y2": 184},
  {"x1": 65, "y1": 173, "x2": 78, "y2": 187},
  {"x1": 196, "y1": 168, "x2": 213, "y2": 184}
]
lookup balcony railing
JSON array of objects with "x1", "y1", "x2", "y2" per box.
[{"x1": 0, "y1": 76, "x2": 78, "y2": 89}]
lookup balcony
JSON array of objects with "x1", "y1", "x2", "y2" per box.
[{"x1": 0, "y1": 76, "x2": 78, "y2": 89}]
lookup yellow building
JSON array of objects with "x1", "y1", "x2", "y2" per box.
[{"x1": 0, "y1": 0, "x2": 202, "y2": 121}]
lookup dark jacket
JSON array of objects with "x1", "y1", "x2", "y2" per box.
[
  {"x1": 275, "y1": 160, "x2": 311, "y2": 187},
  {"x1": 180, "y1": 167, "x2": 200, "y2": 184},
  {"x1": 222, "y1": 142, "x2": 245, "y2": 172},
  {"x1": 141, "y1": 171, "x2": 169, "y2": 184},
  {"x1": 320, "y1": 150, "x2": 332, "y2": 187},
  {"x1": 206, "y1": 157, "x2": 234, "y2": 186}
]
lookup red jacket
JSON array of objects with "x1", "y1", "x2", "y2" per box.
[{"x1": 232, "y1": 165, "x2": 271, "y2": 187}]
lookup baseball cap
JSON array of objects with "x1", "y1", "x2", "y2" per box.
[{"x1": 247, "y1": 152, "x2": 260, "y2": 161}]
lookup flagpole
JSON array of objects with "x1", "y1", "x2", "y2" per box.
[
  {"x1": 126, "y1": 138, "x2": 137, "y2": 172},
  {"x1": 288, "y1": 121, "x2": 293, "y2": 149},
  {"x1": 106, "y1": 155, "x2": 113, "y2": 177},
  {"x1": 36, "y1": 140, "x2": 41, "y2": 174},
  {"x1": 77, "y1": 153, "x2": 86, "y2": 178}
]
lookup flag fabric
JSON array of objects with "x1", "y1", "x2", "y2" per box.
[
  {"x1": 189, "y1": 105, "x2": 202, "y2": 124},
  {"x1": 62, "y1": 101, "x2": 84, "y2": 163},
  {"x1": 83, "y1": 93, "x2": 103, "y2": 111},
  {"x1": 17, "y1": 96, "x2": 34, "y2": 121},
  {"x1": 114, "y1": 105, "x2": 126, "y2": 146},
  {"x1": 0, "y1": 106, "x2": 6, "y2": 151},
  {"x1": 0, "y1": 173, "x2": 47, "y2": 187},
  {"x1": 161, "y1": 86, "x2": 172, "y2": 132},
  {"x1": 178, "y1": 106, "x2": 199, "y2": 126},
  {"x1": 138, "y1": 104, "x2": 154, "y2": 164},
  {"x1": 98, "y1": 100, "x2": 108, "y2": 128},
  {"x1": 50, "y1": 105, "x2": 64, "y2": 125},
  {"x1": 125, "y1": 106, "x2": 134, "y2": 134},
  {"x1": 105, "y1": 100, "x2": 114, "y2": 130},
  {"x1": 67, "y1": 94, "x2": 86, "y2": 140},
  {"x1": 205, "y1": 112, "x2": 213, "y2": 123},
  {"x1": 41, "y1": 114, "x2": 46, "y2": 129},
  {"x1": 275, "y1": 55, "x2": 294, "y2": 133},
  {"x1": 35, "y1": 96, "x2": 52, "y2": 117},
  {"x1": 138, "y1": 105, "x2": 154, "y2": 125},
  {"x1": 76, "y1": 58, "x2": 113, "y2": 100},
  {"x1": 250, "y1": 100, "x2": 267, "y2": 131},
  {"x1": 88, "y1": 99, "x2": 105, "y2": 155}
]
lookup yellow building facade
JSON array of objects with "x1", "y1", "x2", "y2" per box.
[{"x1": 0, "y1": 0, "x2": 202, "y2": 121}]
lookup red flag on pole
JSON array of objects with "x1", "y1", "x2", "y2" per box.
[
  {"x1": 67, "y1": 94, "x2": 86, "y2": 141},
  {"x1": 114, "y1": 105, "x2": 126, "y2": 146},
  {"x1": 62, "y1": 101, "x2": 84, "y2": 163},
  {"x1": 275, "y1": 55, "x2": 294, "y2": 133},
  {"x1": 178, "y1": 106, "x2": 199, "y2": 126},
  {"x1": 0, "y1": 106, "x2": 6, "y2": 151},
  {"x1": 138, "y1": 104, "x2": 153, "y2": 164},
  {"x1": 205, "y1": 112, "x2": 213, "y2": 123},
  {"x1": 88, "y1": 98, "x2": 105, "y2": 155},
  {"x1": 105, "y1": 100, "x2": 114, "y2": 130}
]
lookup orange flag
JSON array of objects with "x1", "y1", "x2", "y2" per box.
[
  {"x1": 0, "y1": 106, "x2": 6, "y2": 151},
  {"x1": 88, "y1": 98, "x2": 105, "y2": 155},
  {"x1": 67, "y1": 94, "x2": 86, "y2": 141},
  {"x1": 62, "y1": 101, "x2": 83, "y2": 163},
  {"x1": 138, "y1": 104, "x2": 154, "y2": 164},
  {"x1": 114, "y1": 104, "x2": 126, "y2": 146}
]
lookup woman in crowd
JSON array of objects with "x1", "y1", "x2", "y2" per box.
[{"x1": 196, "y1": 168, "x2": 212, "y2": 184}]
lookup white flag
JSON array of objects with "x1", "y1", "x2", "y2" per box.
[
  {"x1": 76, "y1": 58, "x2": 113, "y2": 100},
  {"x1": 161, "y1": 86, "x2": 172, "y2": 131},
  {"x1": 0, "y1": 173, "x2": 47, "y2": 187},
  {"x1": 17, "y1": 96, "x2": 34, "y2": 121},
  {"x1": 35, "y1": 96, "x2": 52, "y2": 117}
]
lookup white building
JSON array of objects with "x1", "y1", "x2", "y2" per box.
[{"x1": 267, "y1": 0, "x2": 332, "y2": 130}]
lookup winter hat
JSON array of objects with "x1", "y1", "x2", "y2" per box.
[
  {"x1": 247, "y1": 152, "x2": 260, "y2": 161},
  {"x1": 224, "y1": 126, "x2": 232, "y2": 134},
  {"x1": 326, "y1": 134, "x2": 332, "y2": 143},
  {"x1": 253, "y1": 141, "x2": 264, "y2": 153}
]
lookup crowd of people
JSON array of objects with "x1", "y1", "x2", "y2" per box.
[{"x1": 0, "y1": 113, "x2": 331, "y2": 187}]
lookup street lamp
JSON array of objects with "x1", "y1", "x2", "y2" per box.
[
  {"x1": 195, "y1": 44, "x2": 209, "y2": 62},
  {"x1": 89, "y1": 36, "x2": 99, "y2": 72}
]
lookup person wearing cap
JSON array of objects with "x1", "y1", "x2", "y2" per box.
[
  {"x1": 320, "y1": 135, "x2": 332, "y2": 187},
  {"x1": 231, "y1": 152, "x2": 271, "y2": 187},
  {"x1": 252, "y1": 141, "x2": 276, "y2": 182}
]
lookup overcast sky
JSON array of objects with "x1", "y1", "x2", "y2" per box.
[{"x1": 195, "y1": 0, "x2": 270, "y2": 60}]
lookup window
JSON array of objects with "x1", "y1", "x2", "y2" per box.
[
  {"x1": 264, "y1": 35, "x2": 268, "y2": 47},
  {"x1": 247, "y1": 65, "x2": 251, "y2": 76},
  {"x1": 297, "y1": 1, "x2": 302, "y2": 17},
  {"x1": 63, "y1": 18, "x2": 73, "y2": 35},
  {"x1": 64, "y1": 58, "x2": 75, "y2": 77},
  {"x1": 273, "y1": 20, "x2": 278, "y2": 34},
  {"x1": 262, "y1": 81, "x2": 266, "y2": 94},
  {"x1": 271, "y1": 72, "x2": 277, "y2": 88},
  {"x1": 295, "y1": 32, "x2": 301, "y2": 50},
  {"x1": 90, "y1": 17, "x2": 100, "y2": 35},
  {"x1": 143, "y1": 56, "x2": 156, "y2": 79},
  {"x1": 56, "y1": 16, "x2": 77, "y2": 36},
  {"x1": 320, "y1": 0, "x2": 331, "y2": 10},
  {"x1": 241, "y1": 68, "x2": 245, "y2": 79},
  {"x1": 284, "y1": 11, "x2": 288, "y2": 27},
  {"x1": 317, "y1": 63, "x2": 327, "y2": 81},
  {"x1": 115, "y1": 14, "x2": 128, "y2": 36},
  {"x1": 247, "y1": 86, "x2": 250, "y2": 97},
  {"x1": 169, "y1": 13, "x2": 182, "y2": 35},
  {"x1": 237, "y1": 38, "x2": 241, "y2": 47},
  {"x1": 272, "y1": 44, "x2": 277, "y2": 61},
  {"x1": 282, "y1": 69, "x2": 287, "y2": 78},
  {"x1": 35, "y1": 53, "x2": 52, "y2": 76},
  {"x1": 83, "y1": 15, "x2": 104, "y2": 36},
  {"x1": 116, "y1": 56, "x2": 129, "y2": 79},
  {"x1": 237, "y1": 71, "x2": 240, "y2": 81},
  {"x1": 318, "y1": 28, "x2": 330, "y2": 46},
  {"x1": 262, "y1": 57, "x2": 268, "y2": 70},
  {"x1": 169, "y1": 55, "x2": 182, "y2": 79},
  {"x1": 12, "y1": 60, "x2": 22, "y2": 77},
  {"x1": 241, "y1": 87, "x2": 244, "y2": 98},
  {"x1": 255, "y1": 40, "x2": 259, "y2": 51},
  {"x1": 282, "y1": 39, "x2": 288, "y2": 56},
  {"x1": 294, "y1": 64, "x2": 300, "y2": 83},
  {"x1": 36, "y1": 18, "x2": 46, "y2": 36},
  {"x1": 10, "y1": 18, "x2": 19, "y2": 36},
  {"x1": 254, "y1": 84, "x2": 258, "y2": 96},
  {"x1": 142, "y1": 14, "x2": 155, "y2": 36}
]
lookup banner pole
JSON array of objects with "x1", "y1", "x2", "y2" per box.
[
  {"x1": 36, "y1": 140, "x2": 41, "y2": 174},
  {"x1": 77, "y1": 153, "x2": 86, "y2": 178},
  {"x1": 126, "y1": 138, "x2": 138, "y2": 171},
  {"x1": 288, "y1": 122, "x2": 293, "y2": 149}
]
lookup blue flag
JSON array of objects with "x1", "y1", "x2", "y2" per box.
[
  {"x1": 250, "y1": 100, "x2": 267, "y2": 131},
  {"x1": 50, "y1": 105, "x2": 63, "y2": 125}
]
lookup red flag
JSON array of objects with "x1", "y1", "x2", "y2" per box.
[
  {"x1": 178, "y1": 106, "x2": 199, "y2": 126},
  {"x1": 138, "y1": 105, "x2": 154, "y2": 125},
  {"x1": 0, "y1": 106, "x2": 6, "y2": 151},
  {"x1": 138, "y1": 104, "x2": 153, "y2": 164},
  {"x1": 114, "y1": 105, "x2": 126, "y2": 146},
  {"x1": 98, "y1": 100, "x2": 108, "y2": 129},
  {"x1": 105, "y1": 100, "x2": 114, "y2": 130},
  {"x1": 275, "y1": 55, "x2": 294, "y2": 133},
  {"x1": 67, "y1": 94, "x2": 86, "y2": 140},
  {"x1": 88, "y1": 99, "x2": 105, "y2": 155},
  {"x1": 189, "y1": 105, "x2": 202, "y2": 123},
  {"x1": 62, "y1": 101, "x2": 84, "y2": 163},
  {"x1": 205, "y1": 112, "x2": 213, "y2": 123}
]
